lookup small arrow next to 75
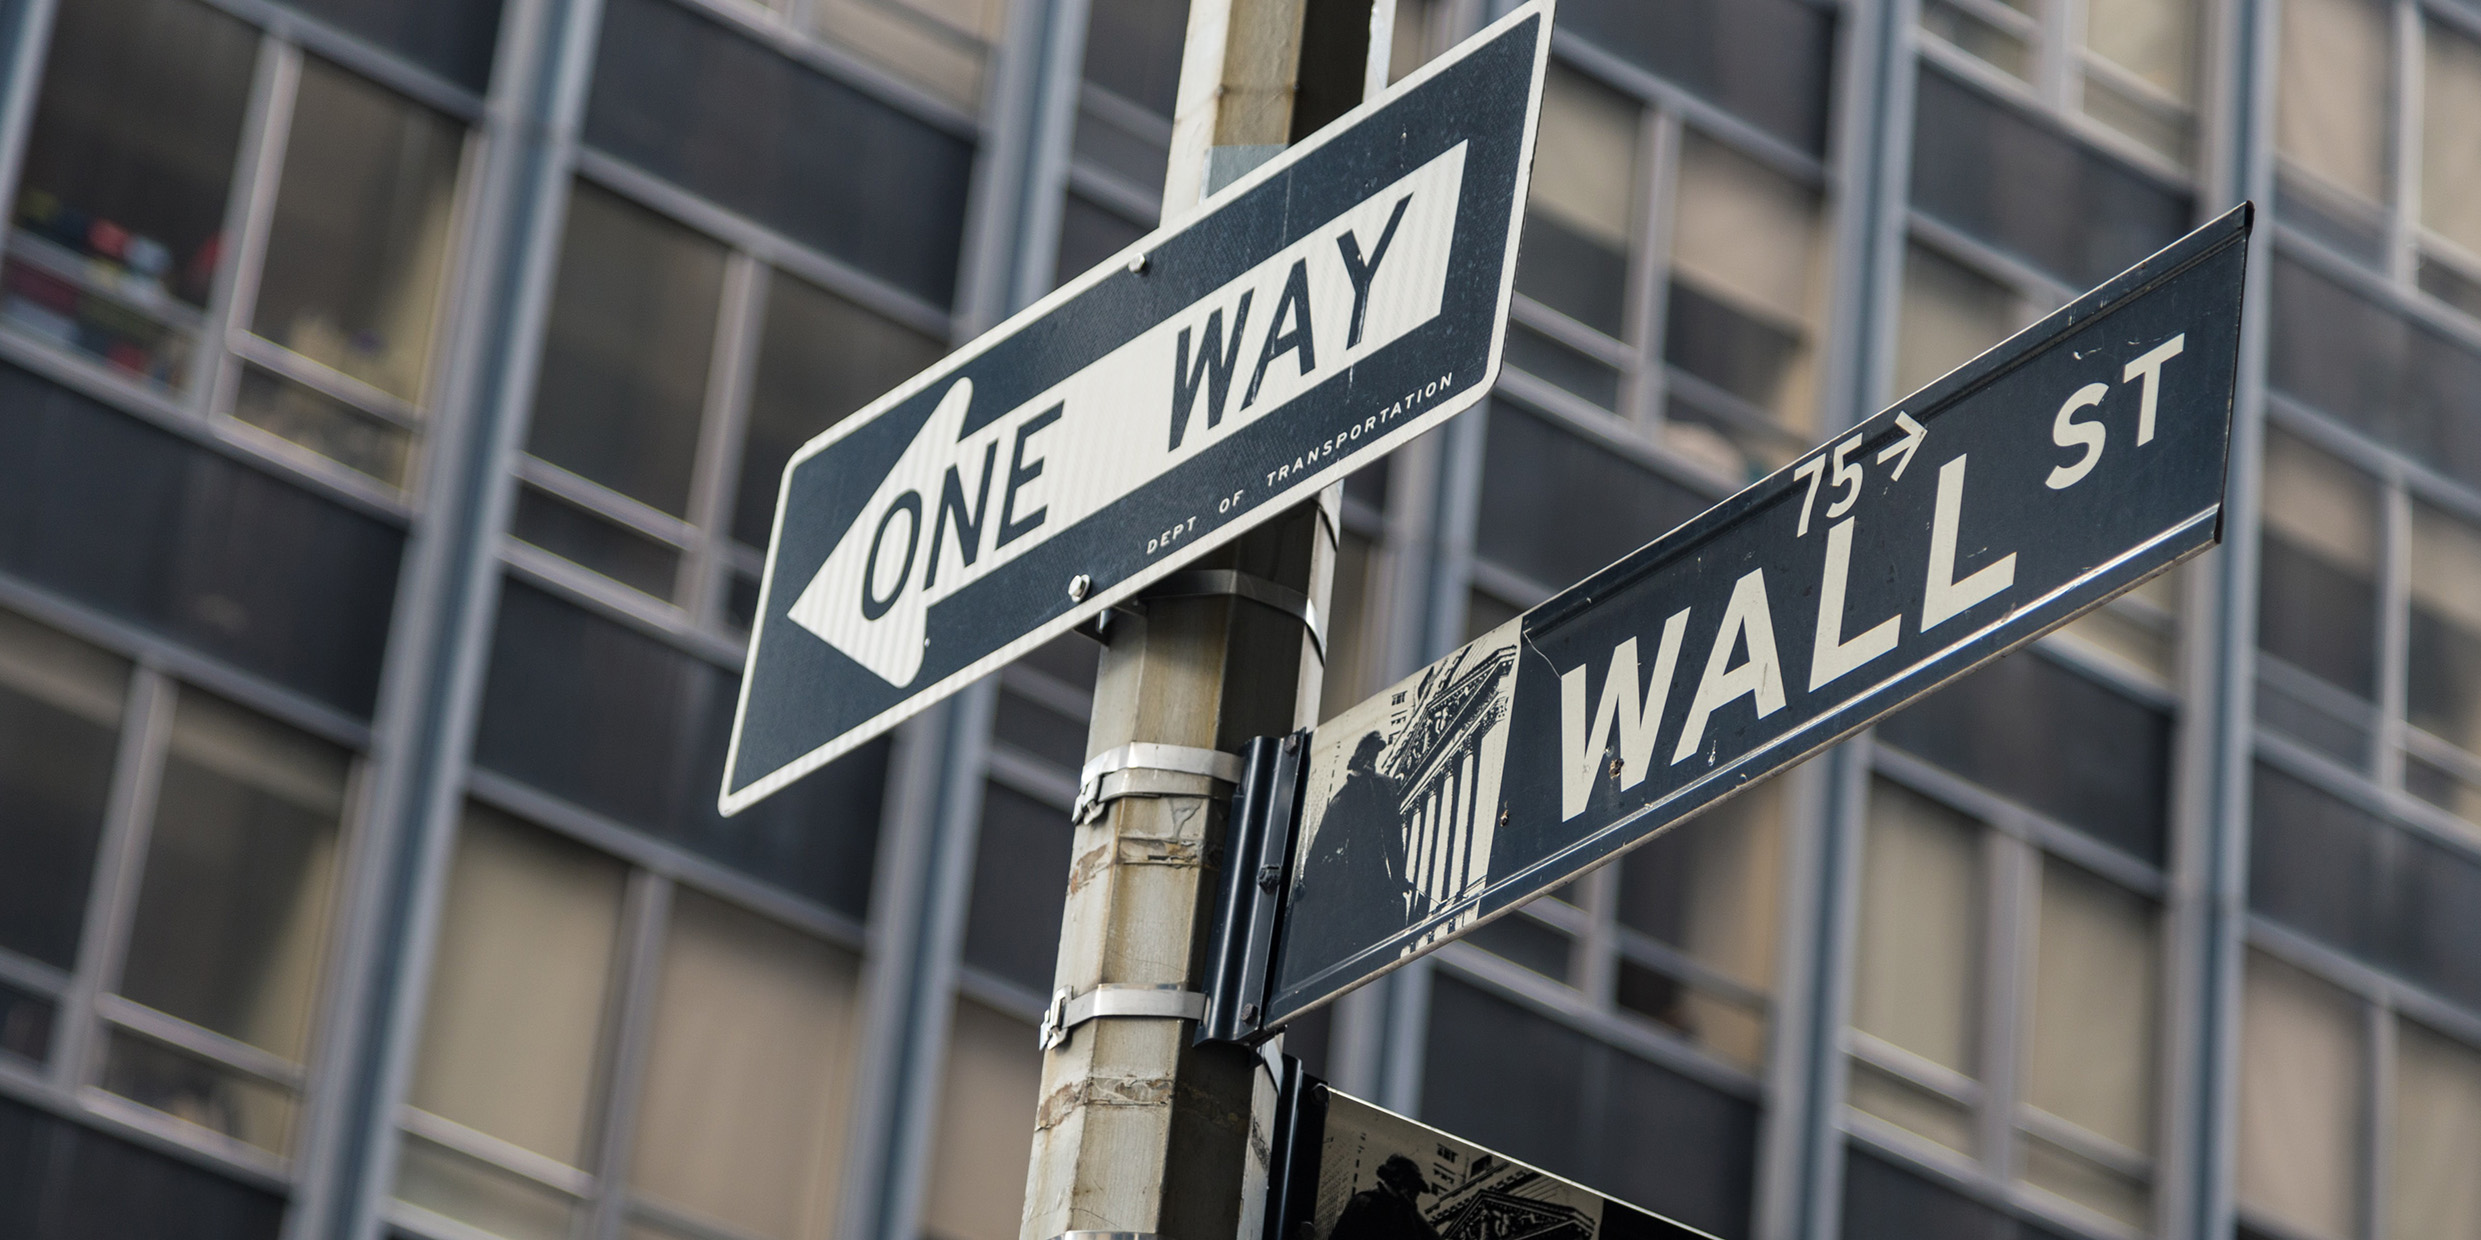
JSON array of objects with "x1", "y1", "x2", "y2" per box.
[{"x1": 1876, "y1": 411, "x2": 1927, "y2": 480}]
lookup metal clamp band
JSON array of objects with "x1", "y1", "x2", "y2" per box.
[
  {"x1": 1037, "y1": 984, "x2": 1208, "y2": 1050},
  {"x1": 1072, "y1": 741, "x2": 1244, "y2": 823},
  {"x1": 1143, "y1": 569, "x2": 1325, "y2": 657}
]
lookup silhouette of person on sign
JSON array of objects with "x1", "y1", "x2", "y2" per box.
[
  {"x1": 1332, "y1": 1155, "x2": 1439, "y2": 1240},
  {"x1": 1299, "y1": 731, "x2": 1414, "y2": 938}
]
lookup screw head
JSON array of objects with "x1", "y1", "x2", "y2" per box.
[
  {"x1": 1068, "y1": 574, "x2": 1092, "y2": 601},
  {"x1": 1127, "y1": 252, "x2": 1149, "y2": 275}
]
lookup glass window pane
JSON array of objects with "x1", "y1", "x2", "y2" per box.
[
  {"x1": 1617, "y1": 779, "x2": 1783, "y2": 993},
  {"x1": 1910, "y1": 66, "x2": 2193, "y2": 288},
  {"x1": 1615, "y1": 959, "x2": 1767, "y2": 1072},
  {"x1": 2427, "y1": 23, "x2": 2481, "y2": 261},
  {"x1": 734, "y1": 274, "x2": 946, "y2": 548},
  {"x1": 2023, "y1": 861, "x2": 2157, "y2": 1155},
  {"x1": 1054, "y1": 193, "x2": 1146, "y2": 293},
  {"x1": 0, "y1": 607, "x2": 127, "y2": 970},
  {"x1": 1668, "y1": 132, "x2": 1823, "y2": 430},
  {"x1": 526, "y1": 183, "x2": 726, "y2": 517},
  {"x1": 5, "y1": 0, "x2": 257, "y2": 387},
  {"x1": 2278, "y1": 0, "x2": 2390, "y2": 202},
  {"x1": 230, "y1": 363, "x2": 416, "y2": 486},
  {"x1": 1475, "y1": 406, "x2": 1709, "y2": 592},
  {"x1": 1517, "y1": 68, "x2": 1637, "y2": 337},
  {"x1": 407, "y1": 806, "x2": 624, "y2": 1166},
  {"x1": 1876, "y1": 649, "x2": 2174, "y2": 866},
  {"x1": 252, "y1": 60, "x2": 462, "y2": 407},
  {"x1": 1923, "y1": 0, "x2": 2033, "y2": 80},
  {"x1": 100, "y1": 1029, "x2": 296, "y2": 1152},
  {"x1": 1854, "y1": 780, "x2": 1980, "y2": 1075},
  {"x1": 2022, "y1": 1135, "x2": 2150, "y2": 1232},
  {"x1": 922, "y1": 1000, "x2": 1043, "y2": 1240},
  {"x1": 395, "y1": 1136, "x2": 578, "y2": 1240},
  {"x1": 2389, "y1": 1021, "x2": 2481, "y2": 1240},
  {"x1": 1844, "y1": 1150, "x2": 2012, "y2": 1240},
  {"x1": 509, "y1": 484, "x2": 682, "y2": 601},
  {"x1": 628, "y1": 891, "x2": 861, "y2": 1239},
  {"x1": 0, "y1": 983, "x2": 54, "y2": 1065},
  {"x1": 2085, "y1": 0, "x2": 2199, "y2": 102},
  {"x1": 810, "y1": 0, "x2": 1008, "y2": 111},
  {"x1": 1560, "y1": 0, "x2": 1835, "y2": 155},
  {"x1": 1847, "y1": 1060, "x2": 1976, "y2": 1155},
  {"x1": 2410, "y1": 503, "x2": 2481, "y2": 762},
  {"x1": 962, "y1": 782, "x2": 1071, "y2": 991},
  {"x1": 1895, "y1": 242, "x2": 2013, "y2": 403},
  {"x1": 1080, "y1": 0, "x2": 1187, "y2": 116},
  {"x1": 2259, "y1": 429, "x2": 2381, "y2": 698},
  {"x1": 2237, "y1": 952, "x2": 2364, "y2": 1240},
  {"x1": 118, "y1": 690, "x2": 349, "y2": 1063},
  {"x1": 584, "y1": 0, "x2": 974, "y2": 306}
]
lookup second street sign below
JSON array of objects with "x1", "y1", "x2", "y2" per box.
[
  {"x1": 1244, "y1": 206, "x2": 2252, "y2": 1029},
  {"x1": 722, "y1": 4, "x2": 1554, "y2": 814}
]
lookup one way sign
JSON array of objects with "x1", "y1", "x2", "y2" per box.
[{"x1": 722, "y1": 4, "x2": 1554, "y2": 814}]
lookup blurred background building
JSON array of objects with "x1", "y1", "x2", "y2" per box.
[{"x1": 0, "y1": 0, "x2": 2476, "y2": 1237}]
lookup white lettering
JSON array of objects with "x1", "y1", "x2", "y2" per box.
[
  {"x1": 1672, "y1": 570, "x2": 1787, "y2": 765},
  {"x1": 2045, "y1": 381, "x2": 2110, "y2": 490},
  {"x1": 1558, "y1": 610, "x2": 1690, "y2": 820},
  {"x1": 1809, "y1": 517, "x2": 1900, "y2": 691},
  {"x1": 1922, "y1": 454, "x2": 2017, "y2": 630},
  {"x1": 2122, "y1": 333, "x2": 2185, "y2": 444}
]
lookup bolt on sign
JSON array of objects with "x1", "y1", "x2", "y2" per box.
[
  {"x1": 1220, "y1": 206, "x2": 2251, "y2": 1033},
  {"x1": 720, "y1": 3, "x2": 1557, "y2": 814}
]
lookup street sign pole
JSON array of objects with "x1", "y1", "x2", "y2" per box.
[{"x1": 1018, "y1": 5, "x2": 1391, "y2": 1240}]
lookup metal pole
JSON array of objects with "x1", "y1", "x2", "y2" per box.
[{"x1": 1018, "y1": 3, "x2": 1381, "y2": 1239}]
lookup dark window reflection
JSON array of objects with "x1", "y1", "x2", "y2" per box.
[
  {"x1": 962, "y1": 782, "x2": 1072, "y2": 991},
  {"x1": 1876, "y1": 649, "x2": 2172, "y2": 866},
  {"x1": 2250, "y1": 764, "x2": 2481, "y2": 1009},
  {"x1": 0, "y1": 365, "x2": 402, "y2": 715},
  {"x1": 473, "y1": 582, "x2": 887, "y2": 918},
  {"x1": 283, "y1": 0, "x2": 505, "y2": 92},
  {"x1": 2269, "y1": 256, "x2": 2481, "y2": 491},
  {"x1": 1561, "y1": 0, "x2": 1835, "y2": 154},
  {"x1": 584, "y1": 0, "x2": 974, "y2": 307},
  {"x1": 0, "y1": 1094, "x2": 286, "y2": 1240},
  {"x1": 1475, "y1": 405, "x2": 1710, "y2": 591},
  {"x1": 0, "y1": 609, "x2": 125, "y2": 970},
  {"x1": 1910, "y1": 66, "x2": 2191, "y2": 289}
]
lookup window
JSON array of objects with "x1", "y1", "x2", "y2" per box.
[
  {"x1": 2276, "y1": 0, "x2": 2481, "y2": 319},
  {"x1": 807, "y1": 0, "x2": 1012, "y2": 111},
  {"x1": 1053, "y1": 0, "x2": 1191, "y2": 288},
  {"x1": 1421, "y1": 975, "x2": 1761, "y2": 1237},
  {"x1": 393, "y1": 805, "x2": 867, "y2": 1240},
  {"x1": 584, "y1": 0, "x2": 976, "y2": 308},
  {"x1": 0, "y1": 604, "x2": 363, "y2": 1170},
  {"x1": 1919, "y1": 0, "x2": 2204, "y2": 166},
  {"x1": 2235, "y1": 948, "x2": 2481, "y2": 1240},
  {"x1": 517, "y1": 180, "x2": 945, "y2": 628},
  {"x1": 2254, "y1": 408, "x2": 2481, "y2": 834},
  {"x1": 4, "y1": 0, "x2": 479, "y2": 491},
  {"x1": 922, "y1": 1000, "x2": 1044, "y2": 1240},
  {"x1": 1507, "y1": 63, "x2": 1832, "y2": 479},
  {"x1": 1847, "y1": 773, "x2": 2166, "y2": 1233},
  {"x1": 1560, "y1": 0, "x2": 1836, "y2": 156}
]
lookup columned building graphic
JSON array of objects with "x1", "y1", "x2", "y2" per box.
[{"x1": 0, "y1": 1, "x2": 2477, "y2": 1239}]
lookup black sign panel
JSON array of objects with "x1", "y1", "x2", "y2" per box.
[
  {"x1": 720, "y1": 5, "x2": 1555, "y2": 814},
  {"x1": 1264, "y1": 1068, "x2": 1709, "y2": 1240},
  {"x1": 1261, "y1": 207, "x2": 2250, "y2": 1026}
]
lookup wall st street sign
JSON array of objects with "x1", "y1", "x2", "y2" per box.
[
  {"x1": 1213, "y1": 206, "x2": 2251, "y2": 1033},
  {"x1": 1260, "y1": 1061, "x2": 1710, "y2": 1240},
  {"x1": 719, "y1": 3, "x2": 1555, "y2": 814}
]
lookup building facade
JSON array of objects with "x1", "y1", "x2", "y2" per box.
[{"x1": 0, "y1": 0, "x2": 2476, "y2": 1238}]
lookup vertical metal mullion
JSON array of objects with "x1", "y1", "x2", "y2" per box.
[
  {"x1": 1979, "y1": 828, "x2": 2033, "y2": 1185},
  {"x1": 585, "y1": 870, "x2": 672, "y2": 1240},
  {"x1": 52, "y1": 669, "x2": 174, "y2": 1092},
  {"x1": 1628, "y1": 108, "x2": 1680, "y2": 435},
  {"x1": 678, "y1": 253, "x2": 767, "y2": 621},
  {"x1": 199, "y1": 37, "x2": 301, "y2": 416},
  {"x1": 2042, "y1": 0, "x2": 2078, "y2": 111},
  {"x1": 2375, "y1": 481, "x2": 2413, "y2": 791},
  {"x1": 2388, "y1": 0, "x2": 2422, "y2": 285},
  {"x1": 1575, "y1": 859, "x2": 1620, "y2": 1005},
  {"x1": 2363, "y1": 1001, "x2": 2394, "y2": 1240}
]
